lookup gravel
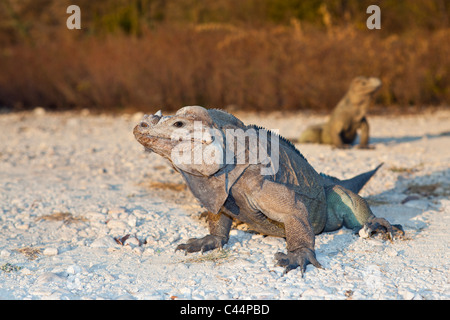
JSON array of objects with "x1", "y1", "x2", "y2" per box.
[{"x1": 0, "y1": 108, "x2": 449, "y2": 300}]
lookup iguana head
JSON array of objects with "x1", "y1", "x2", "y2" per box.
[
  {"x1": 133, "y1": 106, "x2": 226, "y2": 176},
  {"x1": 349, "y1": 76, "x2": 382, "y2": 97},
  {"x1": 134, "y1": 105, "x2": 280, "y2": 214}
]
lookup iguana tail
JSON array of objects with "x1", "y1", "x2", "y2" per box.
[
  {"x1": 320, "y1": 163, "x2": 383, "y2": 194},
  {"x1": 298, "y1": 124, "x2": 324, "y2": 143}
]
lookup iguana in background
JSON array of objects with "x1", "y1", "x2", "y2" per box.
[
  {"x1": 134, "y1": 106, "x2": 402, "y2": 275},
  {"x1": 299, "y1": 76, "x2": 382, "y2": 149}
]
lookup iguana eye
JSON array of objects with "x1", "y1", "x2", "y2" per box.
[{"x1": 173, "y1": 121, "x2": 184, "y2": 128}]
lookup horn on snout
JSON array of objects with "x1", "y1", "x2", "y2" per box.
[{"x1": 142, "y1": 111, "x2": 162, "y2": 126}]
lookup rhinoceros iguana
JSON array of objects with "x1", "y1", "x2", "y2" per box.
[
  {"x1": 298, "y1": 76, "x2": 382, "y2": 149},
  {"x1": 133, "y1": 106, "x2": 402, "y2": 275}
]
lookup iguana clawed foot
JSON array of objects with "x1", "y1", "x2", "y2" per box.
[
  {"x1": 359, "y1": 217, "x2": 405, "y2": 241},
  {"x1": 274, "y1": 248, "x2": 323, "y2": 276},
  {"x1": 176, "y1": 235, "x2": 227, "y2": 254}
]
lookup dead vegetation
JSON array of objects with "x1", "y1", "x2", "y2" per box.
[
  {"x1": 0, "y1": 1, "x2": 448, "y2": 112},
  {"x1": 181, "y1": 249, "x2": 234, "y2": 265},
  {"x1": 36, "y1": 212, "x2": 88, "y2": 224},
  {"x1": 389, "y1": 167, "x2": 419, "y2": 174},
  {"x1": 140, "y1": 181, "x2": 187, "y2": 192},
  {"x1": 405, "y1": 183, "x2": 450, "y2": 198},
  {"x1": 0, "y1": 25, "x2": 448, "y2": 112},
  {"x1": 15, "y1": 247, "x2": 41, "y2": 260}
]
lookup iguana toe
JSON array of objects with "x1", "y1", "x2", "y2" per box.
[
  {"x1": 274, "y1": 248, "x2": 323, "y2": 276},
  {"x1": 176, "y1": 235, "x2": 227, "y2": 254},
  {"x1": 359, "y1": 217, "x2": 405, "y2": 241}
]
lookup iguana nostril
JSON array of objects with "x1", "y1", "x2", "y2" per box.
[{"x1": 140, "y1": 122, "x2": 149, "y2": 128}]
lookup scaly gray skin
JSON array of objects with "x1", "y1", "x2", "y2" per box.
[
  {"x1": 134, "y1": 106, "x2": 402, "y2": 275},
  {"x1": 299, "y1": 76, "x2": 382, "y2": 149}
]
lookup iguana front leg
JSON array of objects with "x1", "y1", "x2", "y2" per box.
[
  {"x1": 357, "y1": 117, "x2": 374, "y2": 149},
  {"x1": 273, "y1": 215, "x2": 323, "y2": 275},
  {"x1": 176, "y1": 211, "x2": 232, "y2": 254},
  {"x1": 252, "y1": 180, "x2": 322, "y2": 275},
  {"x1": 328, "y1": 121, "x2": 350, "y2": 149}
]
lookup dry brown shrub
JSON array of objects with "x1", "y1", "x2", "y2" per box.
[{"x1": 0, "y1": 25, "x2": 448, "y2": 112}]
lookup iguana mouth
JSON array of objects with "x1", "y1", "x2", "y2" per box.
[
  {"x1": 146, "y1": 135, "x2": 214, "y2": 145},
  {"x1": 133, "y1": 126, "x2": 213, "y2": 146}
]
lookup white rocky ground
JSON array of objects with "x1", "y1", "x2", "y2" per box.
[{"x1": 0, "y1": 108, "x2": 449, "y2": 300}]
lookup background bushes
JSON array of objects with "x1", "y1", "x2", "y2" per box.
[{"x1": 0, "y1": 0, "x2": 448, "y2": 112}]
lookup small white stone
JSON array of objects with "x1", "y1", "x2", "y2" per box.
[
  {"x1": 20, "y1": 268, "x2": 33, "y2": 275},
  {"x1": 91, "y1": 236, "x2": 119, "y2": 248},
  {"x1": 412, "y1": 293, "x2": 423, "y2": 300},
  {"x1": 143, "y1": 247, "x2": 155, "y2": 255},
  {"x1": 127, "y1": 216, "x2": 137, "y2": 227},
  {"x1": 399, "y1": 289, "x2": 415, "y2": 300},
  {"x1": 0, "y1": 249, "x2": 11, "y2": 257},
  {"x1": 179, "y1": 287, "x2": 192, "y2": 298},
  {"x1": 358, "y1": 227, "x2": 370, "y2": 239},
  {"x1": 43, "y1": 248, "x2": 58, "y2": 256},
  {"x1": 384, "y1": 247, "x2": 398, "y2": 257},
  {"x1": 36, "y1": 272, "x2": 64, "y2": 284},
  {"x1": 15, "y1": 223, "x2": 29, "y2": 230},
  {"x1": 106, "y1": 219, "x2": 127, "y2": 230},
  {"x1": 66, "y1": 265, "x2": 82, "y2": 275},
  {"x1": 108, "y1": 208, "x2": 126, "y2": 217},
  {"x1": 301, "y1": 288, "x2": 329, "y2": 298},
  {"x1": 124, "y1": 236, "x2": 140, "y2": 247},
  {"x1": 132, "y1": 209, "x2": 147, "y2": 218}
]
